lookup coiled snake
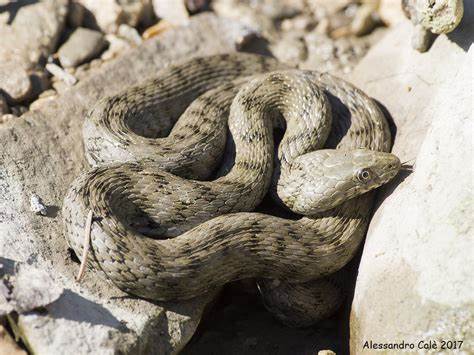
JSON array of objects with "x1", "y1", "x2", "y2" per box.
[{"x1": 62, "y1": 53, "x2": 400, "y2": 327}]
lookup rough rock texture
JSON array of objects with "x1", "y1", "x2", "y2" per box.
[
  {"x1": 153, "y1": 0, "x2": 190, "y2": 26},
  {"x1": 0, "y1": 261, "x2": 63, "y2": 316},
  {"x1": 0, "y1": 0, "x2": 68, "y2": 101},
  {"x1": 0, "y1": 14, "x2": 254, "y2": 354},
  {"x1": 58, "y1": 28, "x2": 107, "y2": 68},
  {"x1": 349, "y1": 4, "x2": 473, "y2": 353},
  {"x1": 78, "y1": 0, "x2": 153, "y2": 33}
]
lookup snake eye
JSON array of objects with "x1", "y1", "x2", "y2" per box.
[{"x1": 356, "y1": 168, "x2": 372, "y2": 182}]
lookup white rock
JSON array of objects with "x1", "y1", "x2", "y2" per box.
[
  {"x1": 0, "y1": 262, "x2": 63, "y2": 315},
  {"x1": 46, "y1": 63, "x2": 78, "y2": 86},
  {"x1": 78, "y1": 0, "x2": 123, "y2": 33},
  {"x1": 30, "y1": 194, "x2": 48, "y2": 216},
  {"x1": 153, "y1": 0, "x2": 190, "y2": 26},
  {"x1": 102, "y1": 34, "x2": 132, "y2": 61},
  {"x1": 118, "y1": 24, "x2": 143, "y2": 46},
  {"x1": 349, "y1": 7, "x2": 473, "y2": 352},
  {"x1": 0, "y1": 62, "x2": 32, "y2": 104}
]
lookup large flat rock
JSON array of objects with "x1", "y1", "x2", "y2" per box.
[
  {"x1": 0, "y1": 13, "x2": 251, "y2": 355},
  {"x1": 348, "y1": 6, "x2": 473, "y2": 354}
]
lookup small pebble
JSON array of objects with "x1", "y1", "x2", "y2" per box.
[
  {"x1": 30, "y1": 194, "x2": 48, "y2": 216},
  {"x1": 0, "y1": 114, "x2": 17, "y2": 124},
  {"x1": 58, "y1": 27, "x2": 107, "y2": 68},
  {"x1": 46, "y1": 63, "x2": 78, "y2": 86},
  {"x1": 118, "y1": 24, "x2": 142, "y2": 46},
  {"x1": 0, "y1": 63, "x2": 33, "y2": 104}
]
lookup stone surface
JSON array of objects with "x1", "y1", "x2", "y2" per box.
[
  {"x1": 46, "y1": 63, "x2": 78, "y2": 86},
  {"x1": 58, "y1": 28, "x2": 107, "y2": 68},
  {"x1": 0, "y1": 261, "x2": 63, "y2": 316},
  {"x1": 349, "y1": 4, "x2": 473, "y2": 353},
  {"x1": 0, "y1": 0, "x2": 68, "y2": 100},
  {"x1": 0, "y1": 63, "x2": 32, "y2": 104},
  {"x1": 153, "y1": 0, "x2": 189, "y2": 26},
  {"x1": 78, "y1": 0, "x2": 123, "y2": 33},
  {"x1": 0, "y1": 13, "x2": 253, "y2": 354}
]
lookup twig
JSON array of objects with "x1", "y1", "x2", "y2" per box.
[{"x1": 76, "y1": 209, "x2": 93, "y2": 282}]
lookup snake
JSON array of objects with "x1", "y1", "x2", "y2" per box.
[{"x1": 62, "y1": 53, "x2": 400, "y2": 326}]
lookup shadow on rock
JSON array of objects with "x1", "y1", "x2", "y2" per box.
[{"x1": 47, "y1": 289, "x2": 129, "y2": 332}]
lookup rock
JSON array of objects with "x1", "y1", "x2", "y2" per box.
[
  {"x1": 378, "y1": 0, "x2": 406, "y2": 25},
  {"x1": 411, "y1": 23, "x2": 436, "y2": 52},
  {"x1": 29, "y1": 194, "x2": 48, "y2": 216},
  {"x1": 119, "y1": 0, "x2": 155, "y2": 28},
  {"x1": 0, "y1": 0, "x2": 68, "y2": 92},
  {"x1": 211, "y1": 0, "x2": 277, "y2": 40},
  {"x1": 402, "y1": 0, "x2": 464, "y2": 52},
  {"x1": 349, "y1": 6, "x2": 473, "y2": 352},
  {"x1": 301, "y1": 30, "x2": 373, "y2": 74},
  {"x1": 79, "y1": 0, "x2": 124, "y2": 33},
  {"x1": 0, "y1": 325, "x2": 26, "y2": 355},
  {"x1": 58, "y1": 28, "x2": 107, "y2": 68},
  {"x1": 0, "y1": 94, "x2": 9, "y2": 115},
  {"x1": 270, "y1": 34, "x2": 308, "y2": 65},
  {"x1": 67, "y1": 1, "x2": 86, "y2": 28},
  {"x1": 153, "y1": 0, "x2": 190, "y2": 26},
  {"x1": 78, "y1": 0, "x2": 155, "y2": 33},
  {"x1": 118, "y1": 24, "x2": 142, "y2": 46},
  {"x1": 101, "y1": 34, "x2": 132, "y2": 61},
  {"x1": 0, "y1": 114, "x2": 17, "y2": 124},
  {"x1": 46, "y1": 63, "x2": 78, "y2": 86},
  {"x1": 350, "y1": 3, "x2": 377, "y2": 36},
  {"x1": 0, "y1": 63, "x2": 32, "y2": 104},
  {"x1": 1, "y1": 261, "x2": 63, "y2": 316},
  {"x1": 0, "y1": 13, "x2": 253, "y2": 354}
]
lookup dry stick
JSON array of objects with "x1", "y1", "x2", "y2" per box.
[{"x1": 76, "y1": 209, "x2": 93, "y2": 282}]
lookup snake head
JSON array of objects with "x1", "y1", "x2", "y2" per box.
[{"x1": 279, "y1": 149, "x2": 401, "y2": 215}]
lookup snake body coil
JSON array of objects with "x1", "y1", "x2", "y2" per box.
[{"x1": 63, "y1": 53, "x2": 400, "y2": 326}]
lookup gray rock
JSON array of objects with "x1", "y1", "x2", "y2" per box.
[
  {"x1": 58, "y1": 28, "x2": 107, "y2": 68},
  {"x1": 270, "y1": 34, "x2": 308, "y2": 65},
  {"x1": 0, "y1": 0, "x2": 68, "y2": 99},
  {"x1": 0, "y1": 114, "x2": 17, "y2": 124},
  {"x1": 0, "y1": 13, "x2": 254, "y2": 355},
  {"x1": 0, "y1": 62, "x2": 32, "y2": 104},
  {"x1": 0, "y1": 261, "x2": 63, "y2": 316},
  {"x1": 349, "y1": 6, "x2": 473, "y2": 352}
]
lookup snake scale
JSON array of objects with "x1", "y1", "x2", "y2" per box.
[{"x1": 63, "y1": 53, "x2": 400, "y2": 326}]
